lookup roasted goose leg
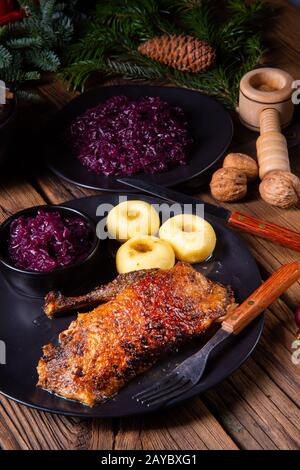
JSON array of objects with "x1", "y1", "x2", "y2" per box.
[
  {"x1": 44, "y1": 269, "x2": 156, "y2": 317},
  {"x1": 37, "y1": 263, "x2": 235, "y2": 406}
]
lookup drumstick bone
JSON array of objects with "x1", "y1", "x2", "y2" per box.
[{"x1": 44, "y1": 269, "x2": 157, "y2": 317}]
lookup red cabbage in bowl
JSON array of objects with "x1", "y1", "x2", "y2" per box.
[
  {"x1": 8, "y1": 210, "x2": 93, "y2": 272},
  {"x1": 69, "y1": 95, "x2": 193, "y2": 176}
]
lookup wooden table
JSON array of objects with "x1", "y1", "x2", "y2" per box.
[{"x1": 0, "y1": 0, "x2": 299, "y2": 451}]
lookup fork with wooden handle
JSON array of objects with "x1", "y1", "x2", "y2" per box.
[{"x1": 133, "y1": 261, "x2": 300, "y2": 407}]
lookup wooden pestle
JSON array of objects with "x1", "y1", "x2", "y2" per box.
[
  {"x1": 239, "y1": 67, "x2": 299, "y2": 207},
  {"x1": 257, "y1": 107, "x2": 290, "y2": 179}
]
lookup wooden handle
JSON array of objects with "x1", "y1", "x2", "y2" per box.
[
  {"x1": 0, "y1": 89, "x2": 13, "y2": 106},
  {"x1": 257, "y1": 108, "x2": 290, "y2": 179},
  {"x1": 228, "y1": 211, "x2": 300, "y2": 252},
  {"x1": 222, "y1": 262, "x2": 300, "y2": 334},
  {"x1": 5, "y1": 89, "x2": 14, "y2": 100}
]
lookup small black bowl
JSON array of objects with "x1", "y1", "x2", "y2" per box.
[{"x1": 0, "y1": 205, "x2": 100, "y2": 298}]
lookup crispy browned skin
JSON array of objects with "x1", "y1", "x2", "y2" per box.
[
  {"x1": 44, "y1": 269, "x2": 157, "y2": 318},
  {"x1": 37, "y1": 263, "x2": 235, "y2": 406}
]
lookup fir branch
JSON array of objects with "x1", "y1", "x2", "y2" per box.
[
  {"x1": 6, "y1": 37, "x2": 43, "y2": 48},
  {"x1": 0, "y1": 0, "x2": 75, "y2": 99},
  {"x1": 0, "y1": 26, "x2": 7, "y2": 41},
  {"x1": 171, "y1": 67, "x2": 233, "y2": 106},
  {"x1": 16, "y1": 89, "x2": 44, "y2": 102},
  {"x1": 177, "y1": 1, "x2": 219, "y2": 43},
  {"x1": 40, "y1": 0, "x2": 56, "y2": 25},
  {"x1": 26, "y1": 49, "x2": 61, "y2": 71},
  {"x1": 53, "y1": 16, "x2": 74, "y2": 46},
  {"x1": 228, "y1": 0, "x2": 267, "y2": 21},
  {"x1": 106, "y1": 58, "x2": 169, "y2": 80},
  {"x1": 17, "y1": 0, "x2": 41, "y2": 16},
  {"x1": 0, "y1": 45, "x2": 12, "y2": 68},
  {"x1": 67, "y1": 26, "x2": 117, "y2": 63},
  {"x1": 61, "y1": 59, "x2": 103, "y2": 91},
  {"x1": 61, "y1": 0, "x2": 270, "y2": 107},
  {"x1": 229, "y1": 34, "x2": 266, "y2": 105},
  {"x1": 6, "y1": 16, "x2": 39, "y2": 37},
  {"x1": 23, "y1": 71, "x2": 41, "y2": 81}
]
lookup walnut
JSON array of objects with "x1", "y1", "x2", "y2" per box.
[
  {"x1": 223, "y1": 153, "x2": 258, "y2": 181},
  {"x1": 259, "y1": 170, "x2": 300, "y2": 209},
  {"x1": 210, "y1": 168, "x2": 247, "y2": 202}
]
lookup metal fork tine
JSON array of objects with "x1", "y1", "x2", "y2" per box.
[
  {"x1": 144, "y1": 380, "x2": 192, "y2": 407},
  {"x1": 135, "y1": 375, "x2": 180, "y2": 400},
  {"x1": 136, "y1": 376, "x2": 185, "y2": 403},
  {"x1": 133, "y1": 326, "x2": 232, "y2": 407},
  {"x1": 141, "y1": 377, "x2": 189, "y2": 404},
  {"x1": 134, "y1": 373, "x2": 179, "y2": 401}
]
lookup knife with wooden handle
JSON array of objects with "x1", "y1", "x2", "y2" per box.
[{"x1": 118, "y1": 177, "x2": 300, "y2": 252}]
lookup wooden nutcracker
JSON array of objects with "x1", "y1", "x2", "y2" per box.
[{"x1": 239, "y1": 67, "x2": 300, "y2": 208}]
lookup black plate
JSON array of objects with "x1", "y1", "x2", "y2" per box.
[
  {"x1": 44, "y1": 85, "x2": 233, "y2": 192},
  {"x1": 0, "y1": 194, "x2": 263, "y2": 418}
]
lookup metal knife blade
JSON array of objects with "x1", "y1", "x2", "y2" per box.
[{"x1": 117, "y1": 178, "x2": 231, "y2": 221}]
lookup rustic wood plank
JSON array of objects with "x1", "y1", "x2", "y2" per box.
[
  {"x1": 37, "y1": 76, "x2": 77, "y2": 109},
  {"x1": 203, "y1": 299, "x2": 300, "y2": 450},
  {"x1": 89, "y1": 419, "x2": 117, "y2": 450},
  {"x1": 115, "y1": 399, "x2": 238, "y2": 450},
  {"x1": 0, "y1": 396, "x2": 115, "y2": 450},
  {"x1": 139, "y1": 398, "x2": 238, "y2": 450},
  {"x1": 232, "y1": 361, "x2": 299, "y2": 449},
  {"x1": 204, "y1": 361, "x2": 300, "y2": 450},
  {"x1": 203, "y1": 382, "x2": 274, "y2": 450},
  {"x1": 113, "y1": 417, "x2": 143, "y2": 451},
  {"x1": 34, "y1": 171, "x2": 98, "y2": 205},
  {"x1": 265, "y1": 0, "x2": 300, "y2": 77},
  {"x1": 0, "y1": 178, "x2": 44, "y2": 220},
  {"x1": 252, "y1": 304, "x2": 300, "y2": 408}
]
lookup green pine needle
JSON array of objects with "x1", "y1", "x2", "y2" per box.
[
  {"x1": 6, "y1": 37, "x2": 43, "y2": 48},
  {"x1": 0, "y1": 45, "x2": 12, "y2": 68},
  {"x1": 16, "y1": 89, "x2": 44, "y2": 102},
  {"x1": 23, "y1": 71, "x2": 41, "y2": 81},
  {"x1": 26, "y1": 49, "x2": 61, "y2": 71}
]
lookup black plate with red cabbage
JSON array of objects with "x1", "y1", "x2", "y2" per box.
[
  {"x1": 44, "y1": 85, "x2": 233, "y2": 191},
  {"x1": 69, "y1": 95, "x2": 193, "y2": 177}
]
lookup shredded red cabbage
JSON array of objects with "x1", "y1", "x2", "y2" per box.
[
  {"x1": 69, "y1": 95, "x2": 193, "y2": 176},
  {"x1": 8, "y1": 210, "x2": 93, "y2": 272}
]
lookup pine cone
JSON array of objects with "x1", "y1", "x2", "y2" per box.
[{"x1": 138, "y1": 34, "x2": 216, "y2": 74}]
